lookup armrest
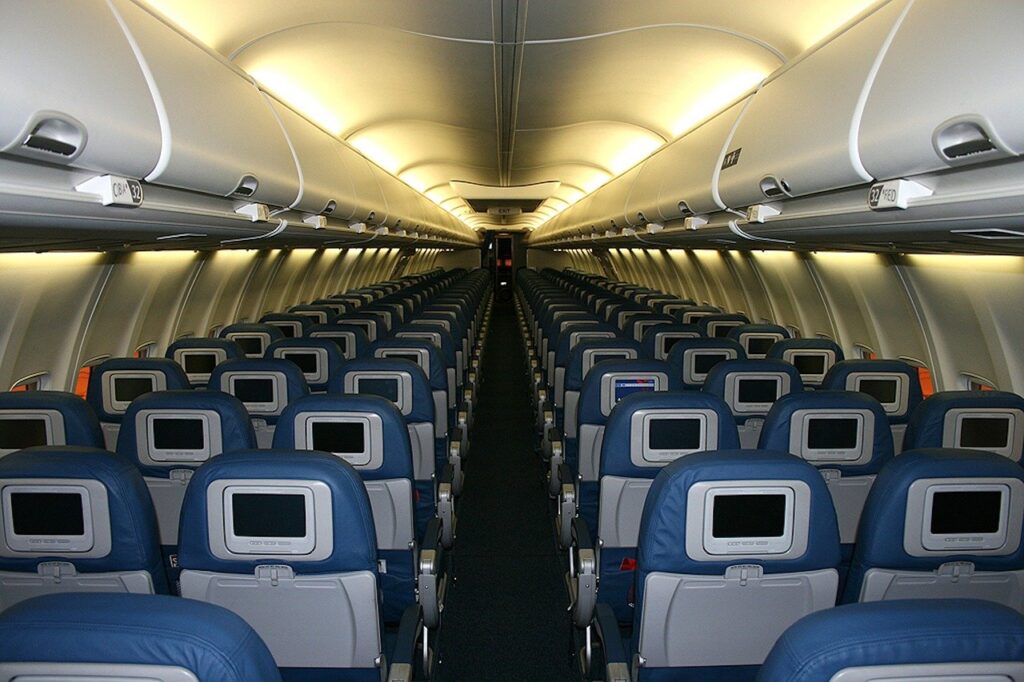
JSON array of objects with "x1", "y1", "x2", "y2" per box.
[
  {"x1": 436, "y1": 476, "x2": 456, "y2": 549},
  {"x1": 447, "y1": 441, "x2": 464, "y2": 496},
  {"x1": 546, "y1": 436, "x2": 564, "y2": 497},
  {"x1": 570, "y1": 517, "x2": 597, "y2": 629},
  {"x1": 556, "y1": 465, "x2": 576, "y2": 550},
  {"x1": 386, "y1": 603, "x2": 423, "y2": 682},
  {"x1": 594, "y1": 603, "x2": 631, "y2": 682},
  {"x1": 418, "y1": 518, "x2": 445, "y2": 629}
]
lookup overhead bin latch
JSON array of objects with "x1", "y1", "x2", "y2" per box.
[
  {"x1": 933, "y1": 115, "x2": 1009, "y2": 165},
  {"x1": 16, "y1": 112, "x2": 86, "y2": 162},
  {"x1": 759, "y1": 175, "x2": 793, "y2": 199}
]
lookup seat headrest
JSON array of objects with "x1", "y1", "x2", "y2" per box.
[
  {"x1": 696, "y1": 312, "x2": 750, "y2": 337},
  {"x1": 726, "y1": 324, "x2": 790, "y2": 358},
  {"x1": 286, "y1": 305, "x2": 339, "y2": 325},
  {"x1": 218, "y1": 323, "x2": 285, "y2": 342},
  {"x1": 208, "y1": 359, "x2": 309, "y2": 422},
  {"x1": 904, "y1": 390, "x2": 1024, "y2": 460},
  {"x1": 165, "y1": 337, "x2": 245, "y2": 360},
  {"x1": 578, "y1": 359, "x2": 679, "y2": 425},
  {"x1": 333, "y1": 358, "x2": 434, "y2": 424},
  {"x1": 0, "y1": 390, "x2": 103, "y2": 450},
  {"x1": 273, "y1": 394, "x2": 414, "y2": 480},
  {"x1": 86, "y1": 358, "x2": 191, "y2": 422},
  {"x1": 821, "y1": 359, "x2": 923, "y2": 422},
  {"x1": 759, "y1": 390, "x2": 894, "y2": 475},
  {"x1": 265, "y1": 338, "x2": 346, "y2": 391},
  {"x1": 847, "y1": 448, "x2": 1024, "y2": 586},
  {"x1": 115, "y1": 390, "x2": 256, "y2": 476},
  {"x1": 0, "y1": 447, "x2": 166, "y2": 588},
  {"x1": 637, "y1": 449, "x2": 840, "y2": 576},
  {"x1": 306, "y1": 323, "x2": 371, "y2": 359},
  {"x1": 368, "y1": 339, "x2": 447, "y2": 390},
  {"x1": 601, "y1": 391, "x2": 740, "y2": 477},
  {"x1": 395, "y1": 323, "x2": 455, "y2": 364},
  {"x1": 0, "y1": 593, "x2": 282, "y2": 682},
  {"x1": 566, "y1": 337, "x2": 644, "y2": 390},
  {"x1": 258, "y1": 313, "x2": 313, "y2": 335},
  {"x1": 177, "y1": 450, "x2": 377, "y2": 575},
  {"x1": 766, "y1": 338, "x2": 845, "y2": 362},
  {"x1": 555, "y1": 322, "x2": 620, "y2": 362},
  {"x1": 703, "y1": 359, "x2": 805, "y2": 422},
  {"x1": 336, "y1": 313, "x2": 386, "y2": 338},
  {"x1": 665, "y1": 338, "x2": 747, "y2": 388},
  {"x1": 640, "y1": 323, "x2": 701, "y2": 359},
  {"x1": 758, "y1": 599, "x2": 1024, "y2": 682}
]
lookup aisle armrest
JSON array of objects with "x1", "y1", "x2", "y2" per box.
[
  {"x1": 387, "y1": 604, "x2": 423, "y2": 682},
  {"x1": 594, "y1": 603, "x2": 631, "y2": 682}
]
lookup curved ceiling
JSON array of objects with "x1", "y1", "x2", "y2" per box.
[{"x1": 142, "y1": 0, "x2": 879, "y2": 232}]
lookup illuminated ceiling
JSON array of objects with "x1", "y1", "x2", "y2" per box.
[{"x1": 143, "y1": 0, "x2": 878, "y2": 231}]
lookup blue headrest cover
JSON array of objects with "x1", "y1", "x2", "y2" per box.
[
  {"x1": 0, "y1": 448, "x2": 166, "y2": 587},
  {"x1": 821, "y1": 359, "x2": 923, "y2": 422},
  {"x1": 567, "y1": 337, "x2": 644, "y2": 390},
  {"x1": 578, "y1": 360, "x2": 680, "y2": 426},
  {"x1": 696, "y1": 312, "x2": 750, "y2": 335},
  {"x1": 637, "y1": 450, "x2": 840, "y2": 576},
  {"x1": 165, "y1": 338, "x2": 245, "y2": 361},
  {"x1": 847, "y1": 448, "x2": 1024, "y2": 581},
  {"x1": 259, "y1": 313, "x2": 313, "y2": 332},
  {"x1": 265, "y1": 338, "x2": 346, "y2": 391},
  {"x1": 217, "y1": 323, "x2": 285, "y2": 342},
  {"x1": 368, "y1": 339, "x2": 447, "y2": 390},
  {"x1": 555, "y1": 322, "x2": 620, "y2": 363},
  {"x1": 758, "y1": 599, "x2": 1024, "y2": 682},
  {"x1": 0, "y1": 593, "x2": 282, "y2": 682},
  {"x1": 665, "y1": 338, "x2": 747, "y2": 388},
  {"x1": 332, "y1": 358, "x2": 434, "y2": 424},
  {"x1": 639, "y1": 323, "x2": 701, "y2": 357},
  {"x1": 703, "y1": 359, "x2": 805, "y2": 406},
  {"x1": 307, "y1": 323, "x2": 371, "y2": 356},
  {"x1": 0, "y1": 391, "x2": 102, "y2": 448},
  {"x1": 178, "y1": 450, "x2": 377, "y2": 575},
  {"x1": 115, "y1": 390, "x2": 256, "y2": 476},
  {"x1": 273, "y1": 394, "x2": 414, "y2": 481},
  {"x1": 759, "y1": 390, "x2": 894, "y2": 476},
  {"x1": 726, "y1": 323, "x2": 790, "y2": 342},
  {"x1": 601, "y1": 391, "x2": 740, "y2": 478},
  {"x1": 396, "y1": 323, "x2": 455, "y2": 364},
  {"x1": 904, "y1": 390, "x2": 1024, "y2": 452},
  {"x1": 766, "y1": 337, "x2": 845, "y2": 362},
  {"x1": 87, "y1": 358, "x2": 191, "y2": 422},
  {"x1": 208, "y1": 358, "x2": 309, "y2": 402}
]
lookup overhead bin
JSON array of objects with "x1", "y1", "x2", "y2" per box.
[
  {"x1": 0, "y1": 1, "x2": 161, "y2": 178},
  {"x1": 110, "y1": 0, "x2": 299, "y2": 207},
  {"x1": 859, "y1": 0, "x2": 1024, "y2": 180},
  {"x1": 629, "y1": 97, "x2": 752, "y2": 222},
  {"x1": 716, "y1": 0, "x2": 909, "y2": 209},
  {"x1": 266, "y1": 96, "x2": 357, "y2": 219}
]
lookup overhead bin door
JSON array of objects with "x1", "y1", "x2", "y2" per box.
[
  {"x1": 110, "y1": 0, "x2": 299, "y2": 207},
  {"x1": 267, "y1": 96, "x2": 358, "y2": 218},
  {"x1": 859, "y1": 0, "x2": 1024, "y2": 180},
  {"x1": 716, "y1": 0, "x2": 910, "y2": 209},
  {"x1": 0, "y1": 1, "x2": 161, "y2": 177}
]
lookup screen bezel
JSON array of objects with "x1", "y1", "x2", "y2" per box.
[
  {"x1": 375, "y1": 348, "x2": 430, "y2": 375},
  {"x1": 275, "y1": 348, "x2": 329, "y2": 385},
  {"x1": 223, "y1": 373, "x2": 284, "y2": 414},
  {"x1": 599, "y1": 372, "x2": 667, "y2": 416},
  {"x1": 346, "y1": 372, "x2": 413, "y2": 415},
  {"x1": 342, "y1": 320, "x2": 377, "y2": 341},
  {"x1": 0, "y1": 479, "x2": 112, "y2": 558},
  {"x1": 295, "y1": 411, "x2": 385, "y2": 468},
  {"x1": 943, "y1": 408, "x2": 1024, "y2": 461},
  {"x1": 686, "y1": 480, "x2": 810, "y2": 560},
  {"x1": 138, "y1": 409, "x2": 222, "y2": 465},
  {"x1": 708, "y1": 321, "x2": 743, "y2": 339},
  {"x1": 655, "y1": 332, "x2": 700, "y2": 361},
  {"x1": 848, "y1": 372, "x2": 908, "y2": 416},
  {"x1": 396, "y1": 331, "x2": 441, "y2": 350},
  {"x1": 630, "y1": 408, "x2": 718, "y2": 466},
  {"x1": 293, "y1": 310, "x2": 328, "y2": 325},
  {"x1": 725, "y1": 373, "x2": 790, "y2": 414},
  {"x1": 176, "y1": 348, "x2": 227, "y2": 383},
  {"x1": 221, "y1": 484, "x2": 318, "y2": 556},
  {"x1": 309, "y1": 331, "x2": 354, "y2": 359},
  {"x1": 0, "y1": 411, "x2": 63, "y2": 455},
  {"x1": 582, "y1": 348, "x2": 636, "y2": 378},
  {"x1": 783, "y1": 349, "x2": 835, "y2": 385},
  {"x1": 412, "y1": 318, "x2": 451, "y2": 333},
  {"x1": 903, "y1": 478, "x2": 1023, "y2": 557},
  {"x1": 102, "y1": 371, "x2": 167, "y2": 414},
  {"x1": 684, "y1": 349, "x2": 737, "y2": 384},
  {"x1": 568, "y1": 330, "x2": 616, "y2": 351},
  {"x1": 267, "y1": 321, "x2": 303, "y2": 339},
  {"x1": 741, "y1": 333, "x2": 783, "y2": 359},
  {"x1": 225, "y1": 333, "x2": 270, "y2": 359},
  {"x1": 789, "y1": 409, "x2": 874, "y2": 465}
]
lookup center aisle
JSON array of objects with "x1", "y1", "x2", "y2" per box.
[{"x1": 436, "y1": 296, "x2": 579, "y2": 681}]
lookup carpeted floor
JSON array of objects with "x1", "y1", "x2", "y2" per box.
[{"x1": 435, "y1": 297, "x2": 579, "y2": 681}]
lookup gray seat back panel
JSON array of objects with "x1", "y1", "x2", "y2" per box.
[
  {"x1": 364, "y1": 478, "x2": 415, "y2": 551},
  {"x1": 578, "y1": 424, "x2": 605, "y2": 482},
  {"x1": 859, "y1": 566, "x2": 1024, "y2": 613},
  {"x1": 598, "y1": 476, "x2": 654, "y2": 549},
  {"x1": 0, "y1": 568, "x2": 155, "y2": 612}
]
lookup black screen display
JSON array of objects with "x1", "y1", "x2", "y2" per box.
[
  {"x1": 386, "y1": 353, "x2": 422, "y2": 366},
  {"x1": 662, "y1": 336, "x2": 687, "y2": 357},
  {"x1": 233, "y1": 378, "x2": 274, "y2": 403},
  {"x1": 693, "y1": 352, "x2": 728, "y2": 376},
  {"x1": 276, "y1": 324, "x2": 297, "y2": 338},
  {"x1": 153, "y1": 418, "x2": 205, "y2": 450},
  {"x1": 746, "y1": 337, "x2": 776, "y2": 356},
  {"x1": 113, "y1": 377, "x2": 154, "y2": 403},
  {"x1": 737, "y1": 378, "x2": 780, "y2": 404},
  {"x1": 648, "y1": 418, "x2": 702, "y2": 450},
  {"x1": 235, "y1": 337, "x2": 264, "y2": 356},
  {"x1": 930, "y1": 490, "x2": 1002, "y2": 534},
  {"x1": 359, "y1": 378, "x2": 400, "y2": 403},
  {"x1": 591, "y1": 353, "x2": 626, "y2": 367},
  {"x1": 231, "y1": 493, "x2": 306, "y2": 537},
  {"x1": 712, "y1": 323, "x2": 738, "y2": 339},
  {"x1": 283, "y1": 352, "x2": 319, "y2": 375},
  {"x1": 10, "y1": 492, "x2": 84, "y2": 535},
  {"x1": 311, "y1": 421, "x2": 366, "y2": 454},
  {"x1": 793, "y1": 355, "x2": 827, "y2": 375},
  {"x1": 960, "y1": 417, "x2": 1011, "y2": 449},
  {"x1": 713, "y1": 494, "x2": 786, "y2": 538},
  {"x1": 807, "y1": 417, "x2": 859, "y2": 450},
  {"x1": 183, "y1": 353, "x2": 217, "y2": 374},
  {"x1": 0, "y1": 419, "x2": 48, "y2": 449},
  {"x1": 858, "y1": 379, "x2": 898, "y2": 405}
]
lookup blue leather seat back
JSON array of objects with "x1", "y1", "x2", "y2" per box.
[
  {"x1": 0, "y1": 391, "x2": 103, "y2": 453},
  {"x1": 903, "y1": 390, "x2": 1024, "y2": 461}
]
